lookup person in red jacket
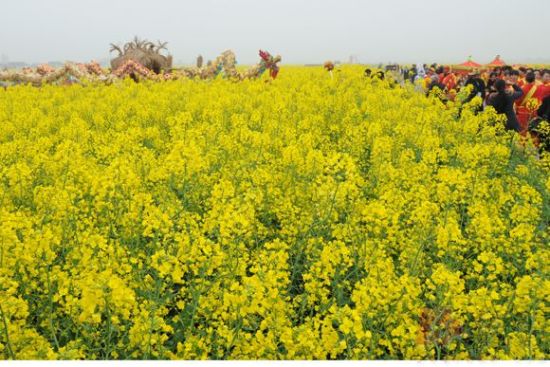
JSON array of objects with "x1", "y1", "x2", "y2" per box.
[
  {"x1": 442, "y1": 70, "x2": 458, "y2": 92},
  {"x1": 534, "y1": 70, "x2": 543, "y2": 85},
  {"x1": 516, "y1": 72, "x2": 543, "y2": 133},
  {"x1": 535, "y1": 69, "x2": 550, "y2": 100},
  {"x1": 517, "y1": 67, "x2": 527, "y2": 87},
  {"x1": 536, "y1": 70, "x2": 550, "y2": 99}
]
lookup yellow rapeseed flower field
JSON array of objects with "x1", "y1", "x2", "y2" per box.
[{"x1": 0, "y1": 66, "x2": 548, "y2": 360}]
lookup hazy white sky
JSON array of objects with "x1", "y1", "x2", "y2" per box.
[{"x1": 1, "y1": 0, "x2": 549, "y2": 65}]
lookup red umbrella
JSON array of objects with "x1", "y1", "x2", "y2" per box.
[
  {"x1": 459, "y1": 56, "x2": 482, "y2": 68},
  {"x1": 487, "y1": 55, "x2": 506, "y2": 67}
]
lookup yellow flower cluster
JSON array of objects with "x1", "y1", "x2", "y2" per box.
[{"x1": 0, "y1": 67, "x2": 548, "y2": 360}]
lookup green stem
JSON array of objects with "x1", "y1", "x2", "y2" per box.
[
  {"x1": 0, "y1": 304, "x2": 15, "y2": 359},
  {"x1": 106, "y1": 301, "x2": 113, "y2": 359},
  {"x1": 46, "y1": 270, "x2": 60, "y2": 351}
]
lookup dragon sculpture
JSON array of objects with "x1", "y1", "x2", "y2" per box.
[
  {"x1": 110, "y1": 37, "x2": 173, "y2": 74},
  {"x1": 0, "y1": 37, "x2": 282, "y2": 86}
]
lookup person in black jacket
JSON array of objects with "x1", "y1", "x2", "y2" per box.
[
  {"x1": 486, "y1": 72, "x2": 499, "y2": 93},
  {"x1": 374, "y1": 70, "x2": 385, "y2": 80},
  {"x1": 536, "y1": 95, "x2": 550, "y2": 121},
  {"x1": 487, "y1": 79, "x2": 524, "y2": 132},
  {"x1": 528, "y1": 95, "x2": 550, "y2": 152},
  {"x1": 409, "y1": 65, "x2": 417, "y2": 83},
  {"x1": 426, "y1": 75, "x2": 444, "y2": 94},
  {"x1": 464, "y1": 69, "x2": 486, "y2": 103}
]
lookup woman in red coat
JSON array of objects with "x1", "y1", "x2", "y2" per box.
[{"x1": 516, "y1": 72, "x2": 546, "y2": 133}]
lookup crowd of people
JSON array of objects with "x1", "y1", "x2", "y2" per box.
[{"x1": 389, "y1": 63, "x2": 550, "y2": 152}]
